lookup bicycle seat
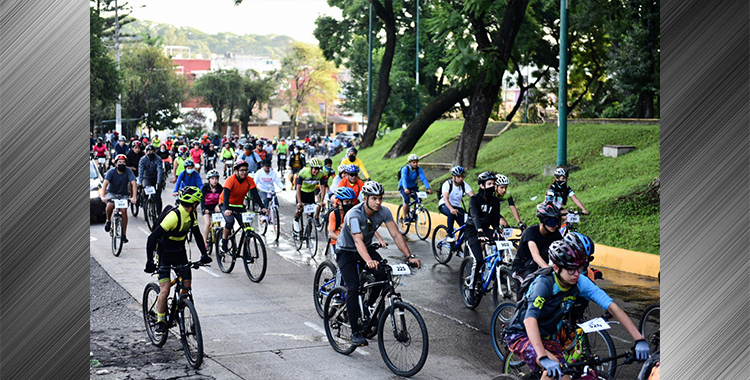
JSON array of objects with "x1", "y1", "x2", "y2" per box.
[{"x1": 359, "y1": 271, "x2": 376, "y2": 284}]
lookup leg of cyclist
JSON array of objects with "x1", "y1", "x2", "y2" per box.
[
  {"x1": 399, "y1": 187, "x2": 411, "y2": 221},
  {"x1": 202, "y1": 209, "x2": 212, "y2": 250},
  {"x1": 336, "y1": 250, "x2": 365, "y2": 343},
  {"x1": 439, "y1": 204, "x2": 456, "y2": 237},
  {"x1": 464, "y1": 224, "x2": 484, "y2": 283}
]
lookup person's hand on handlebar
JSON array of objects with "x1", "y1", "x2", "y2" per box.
[
  {"x1": 366, "y1": 259, "x2": 379, "y2": 270},
  {"x1": 538, "y1": 356, "x2": 562, "y2": 380},
  {"x1": 407, "y1": 255, "x2": 421, "y2": 269}
]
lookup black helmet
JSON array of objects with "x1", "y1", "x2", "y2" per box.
[
  {"x1": 261, "y1": 159, "x2": 272, "y2": 167},
  {"x1": 477, "y1": 171, "x2": 497, "y2": 186},
  {"x1": 536, "y1": 202, "x2": 563, "y2": 221},
  {"x1": 548, "y1": 240, "x2": 587, "y2": 269},
  {"x1": 145, "y1": 144, "x2": 155, "y2": 151}
]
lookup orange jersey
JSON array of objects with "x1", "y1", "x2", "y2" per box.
[
  {"x1": 219, "y1": 174, "x2": 256, "y2": 207},
  {"x1": 338, "y1": 178, "x2": 364, "y2": 204},
  {"x1": 328, "y1": 208, "x2": 345, "y2": 246}
]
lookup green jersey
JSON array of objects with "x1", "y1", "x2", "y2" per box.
[{"x1": 296, "y1": 167, "x2": 325, "y2": 193}]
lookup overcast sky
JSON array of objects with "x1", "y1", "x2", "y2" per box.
[{"x1": 125, "y1": 0, "x2": 342, "y2": 44}]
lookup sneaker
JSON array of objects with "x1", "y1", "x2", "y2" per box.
[
  {"x1": 104, "y1": 220, "x2": 111, "y2": 232},
  {"x1": 351, "y1": 331, "x2": 368, "y2": 347},
  {"x1": 122, "y1": 236, "x2": 129, "y2": 244},
  {"x1": 446, "y1": 236, "x2": 455, "y2": 243},
  {"x1": 313, "y1": 218, "x2": 321, "y2": 228},
  {"x1": 155, "y1": 321, "x2": 166, "y2": 335},
  {"x1": 221, "y1": 239, "x2": 228, "y2": 253}
]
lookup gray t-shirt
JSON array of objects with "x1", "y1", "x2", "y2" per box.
[
  {"x1": 335, "y1": 202, "x2": 393, "y2": 251},
  {"x1": 105, "y1": 167, "x2": 136, "y2": 195}
]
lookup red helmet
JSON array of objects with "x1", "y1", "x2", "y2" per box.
[
  {"x1": 233, "y1": 159, "x2": 249, "y2": 170},
  {"x1": 114, "y1": 154, "x2": 127, "y2": 162}
]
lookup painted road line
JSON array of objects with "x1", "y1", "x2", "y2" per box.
[
  {"x1": 201, "y1": 267, "x2": 221, "y2": 277},
  {"x1": 413, "y1": 303, "x2": 481, "y2": 332}
]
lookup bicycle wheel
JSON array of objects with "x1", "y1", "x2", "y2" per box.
[
  {"x1": 313, "y1": 260, "x2": 337, "y2": 318},
  {"x1": 639, "y1": 302, "x2": 660, "y2": 352},
  {"x1": 178, "y1": 298, "x2": 203, "y2": 369},
  {"x1": 431, "y1": 225, "x2": 453, "y2": 264},
  {"x1": 415, "y1": 206, "x2": 431, "y2": 241},
  {"x1": 216, "y1": 232, "x2": 236, "y2": 273},
  {"x1": 459, "y1": 257, "x2": 482, "y2": 309},
  {"x1": 396, "y1": 204, "x2": 410, "y2": 235},
  {"x1": 503, "y1": 351, "x2": 534, "y2": 377},
  {"x1": 142, "y1": 282, "x2": 168, "y2": 347},
  {"x1": 206, "y1": 229, "x2": 215, "y2": 257},
  {"x1": 293, "y1": 217, "x2": 304, "y2": 251},
  {"x1": 377, "y1": 301, "x2": 429, "y2": 377},
  {"x1": 307, "y1": 219, "x2": 319, "y2": 258},
  {"x1": 257, "y1": 212, "x2": 268, "y2": 236},
  {"x1": 272, "y1": 206, "x2": 280, "y2": 241},
  {"x1": 495, "y1": 267, "x2": 520, "y2": 305},
  {"x1": 323, "y1": 287, "x2": 356, "y2": 355},
  {"x1": 581, "y1": 330, "x2": 617, "y2": 378},
  {"x1": 242, "y1": 231, "x2": 267, "y2": 282},
  {"x1": 490, "y1": 302, "x2": 519, "y2": 363},
  {"x1": 111, "y1": 216, "x2": 123, "y2": 257},
  {"x1": 145, "y1": 198, "x2": 158, "y2": 231},
  {"x1": 131, "y1": 195, "x2": 140, "y2": 217}
]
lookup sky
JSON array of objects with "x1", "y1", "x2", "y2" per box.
[{"x1": 124, "y1": 0, "x2": 342, "y2": 44}]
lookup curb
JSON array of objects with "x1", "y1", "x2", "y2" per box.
[{"x1": 382, "y1": 202, "x2": 659, "y2": 278}]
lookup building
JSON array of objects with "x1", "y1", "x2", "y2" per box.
[
  {"x1": 211, "y1": 53, "x2": 280, "y2": 74},
  {"x1": 172, "y1": 58, "x2": 216, "y2": 130}
]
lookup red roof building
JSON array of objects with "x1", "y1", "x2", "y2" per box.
[{"x1": 173, "y1": 59, "x2": 211, "y2": 108}]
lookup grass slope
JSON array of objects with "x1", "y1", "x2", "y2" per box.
[{"x1": 335, "y1": 121, "x2": 660, "y2": 254}]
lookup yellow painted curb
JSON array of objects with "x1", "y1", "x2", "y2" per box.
[{"x1": 382, "y1": 202, "x2": 659, "y2": 278}]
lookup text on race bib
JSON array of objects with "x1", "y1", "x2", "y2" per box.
[
  {"x1": 389, "y1": 263, "x2": 411, "y2": 275},
  {"x1": 144, "y1": 186, "x2": 156, "y2": 195},
  {"x1": 495, "y1": 240, "x2": 514, "y2": 251},
  {"x1": 417, "y1": 191, "x2": 427, "y2": 199},
  {"x1": 114, "y1": 199, "x2": 128, "y2": 209},
  {"x1": 303, "y1": 204, "x2": 317, "y2": 214},
  {"x1": 502, "y1": 227, "x2": 514, "y2": 238},
  {"x1": 567, "y1": 214, "x2": 580, "y2": 223},
  {"x1": 212, "y1": 213, "x2": 224, "y2": 222},
  {"x1": 98, "y1": 158, "x2": 106, "y2": 163},
  {"x1": 242, "y1": 213, "x2": 255, "y2": 224},
  {"x1": 577, "y1": 317, "x2": 611, "y2": 333}
]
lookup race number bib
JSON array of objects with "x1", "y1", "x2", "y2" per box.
[
  {"x1": 97, "y1": 158, "x2": 106, "y2": 163},
  {"x1": 242, "y1": 213, "x2": 255, "y2": 224},
  {"x1": 578, "y1": 317, "x2": 611, "y2": 333},
  {"x1": 279, "y1": 154, "x2": 286, "y2": 160},
  {"x1": 417, "y1": 191, "x2": 427, "y2": 199},
  {"x1": 502, "y1": 228, "x2": 514, "y2": 238},
  {"x1": 144, "y1": 186, "x2": 156, "y2": 195},
  {"x1": 226, "y1": 160, "x2": 233, "y2": 166},
  {"x1": 303, "y1": 204, "x2": 317, "y2": 214},
  {"x1": 495, "y1": 240, "x2": 514, "y2": 251},
  {"x1": 389, "y1": 263, "x2": 411, "y2": 275},
  {"x1": 212, "y1": 213, "x2": 224, "y2": 223},
  {"x1": 267, "y1": 192, "x2": 274, "y2": 198},
  {"x1": 114, "y1": 199, "x2": 128, "y2": 209},
  {"x1": 567, "y1": 214, "x2": 580, "y2": 223}
]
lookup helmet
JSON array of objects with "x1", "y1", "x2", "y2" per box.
[
  {"x1": 343, "y1": 164, "x2": 359, "y2": 175},
  {"x1": 184, "y1": 159, "x2": 195, "y2": 167},
  {"x1": 536, "y1": 202, "x2": 563, "y2": 221},
  {"x1": 178, "y1": 186, "x2": 203, "y2": 204},
  {"x1": 407, "y1": 154, "x2": 419, "y2": 162},
  {"x1": 132, "y1": 141, "x2": 141, "y2": 148},
  {"x1": 335, "y1": 187, "x2": 357, "y2": 201},
  {"x1": 554, "y1": 167, "x2": 569, "y2": 177},
  {"x1": 261, "y1": 159, "x2": 272, "y2": 167},
  {"x1": 347, "y1": 147, "x2": 358, "y2": 154},
  {"x1": 97, "y1": 137, "x2": 103, "y2": 143},
  {"x1": 178, "y1": 145, "x2": 188, "y2": 153},
  {"x1": 206, "y1": 169, "x2": 220, "y2": 178},
  {"x1": 477, "y1": 171, "x2": 497, "y2": 185},
  {"x1": 145, "y1": 144, "x2": 155, "y2": 151},
  {"x1": 495, "y1": 175, "x2": 509, "y2": 186},
  {"x1": 202, "y1": 134, "x2": 208, "y2": 139},
  {"x1": 234, "y1": 159, "x2": 249, "y2": 170},
  {"x1": 309, "y1": 158, "x2": 324, "y2": 168},
  {"x1": 114, "y1": 154, "x2": 127, "y2": 162},
  {"x1": 118, "y1": 136, "x2": 127, "y2": 142},
  {"x1": 450, "y1": 166, "x2": 465, "y2": 176},
  {"x1": 548, "y1": 240, "x2": 587, "y2": 269},
  {"x1": 361, "y1": 181, "x2": 384, "y2": 197},
  {"x1": 564, "y1": 232, "x2": 595, "y2": 257},
  {"x1": 338, "y1": 164, "x2": 347, "y2": 174}
]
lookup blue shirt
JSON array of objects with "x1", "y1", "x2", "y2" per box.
[
  {"x1": 238, "y1": 151, "x2": 262, "y2": 172},
  {"x1": 398, "y1": 165, "x2": 430, "y2": 190},
  {"x1": 113, "y1": 143, "x2": 129, "y2": 157},
  {"x1": 174, "y1": 170, "x2": 203, "y2": 193}
]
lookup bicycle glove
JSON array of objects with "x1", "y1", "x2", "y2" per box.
[
  {"x1": 144, "y1": 261, "x2": 157, "y2": 273},
  {"x1": 200, "y1": 254, "x2": 212, "y2": 265},
  {"x1": 635, "y1": 339, "x2": 650, "y2": 361},
  {"x1": 539, "y1": 357, "x2": 562, "y2": 380}
]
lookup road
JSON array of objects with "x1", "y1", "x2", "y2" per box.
[{"x1": 90, "y1": 163, "x2": 659, "y2": 379}]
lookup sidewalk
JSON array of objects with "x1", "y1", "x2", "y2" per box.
[{"x1": 382, "y1": 202, "x2": 660, "y2": 278}]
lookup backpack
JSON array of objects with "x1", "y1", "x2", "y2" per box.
[
  {"x1": 396, "y1": 164, "x2": 408, "y2": 181},
  {"x1": 436, "y1": 179, "x2": 466, "y2": 202},
  {"x1": 154, "y1": 205, "x2": 195, "y2": 247}
]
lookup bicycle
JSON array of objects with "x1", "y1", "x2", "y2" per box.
[
  {"x1": 396, "y1": 191, "x2": 431, "y2": 240},
  {"x1": 205, "y1": 212, "x2": 224, "y2": 257},
  {"x1": 142, "y1": 260, "x2": 207, "y2": 369},
  {"x1": 431, "y1": 218, "x2": 469, "y2": 264},
  {"x1": 223, "y1": 159, "x2": 234, "y2": 178},
  {"x1": 96, "y1": 156, "x2": 108, "y2": 176},
  {"x1": 256, "y1": 191, "x2": 281, "y2": 242},
  {"x1": 639, "y1": 302, "x2": 660, "y2": 353},
  {"x1": 110, "y1": 198, "x2": 128, "y2": 257},
  {"x1": 323, "y1": 257, "x2": 429, "y2": 377},
  {"x1": 142, "y1": 185, "x2": 159, "y2": 231},
  {"x1": 214, "y1": 209, "x2": 267, "y2": 282},
  {"x1": 561, "y1": 209, "x2": 585, "y2": 237},
  {"x1": 459, "y1": 231, "x2": 520, "y2": 309},
  {"x1": 293, "y1": 203, "x2": 320, "y2": 257}
]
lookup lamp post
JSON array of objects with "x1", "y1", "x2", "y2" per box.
[
  {"x1": 557, "y1": 0, "x2": 569, "y2": 166},
  {"x1": 415, "y1": 0, "x2": 420, "y2": 116},
  {"x1": 115, "y1": 0, "x2": 122, "y2": 135},
  {"x1": 367, "y1": 3, "x2": 373, "y2": 125}
]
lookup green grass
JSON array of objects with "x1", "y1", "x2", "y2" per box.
[{"x1": 340, "y1": 121, "x2": 660, "y2": 255}]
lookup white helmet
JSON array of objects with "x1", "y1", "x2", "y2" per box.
[
  {"x1": 495, "y1": 175, "x2": 509, "y2": 186},
  {"x1": 407, "y1": 154, "x2": 419, "y2": 162},
  {"x1": 554, "y1": 167, "x2": 568, "y2": 177},
  {"x1": 361, "y1": 181, "x2": 385, "y2": 196}
]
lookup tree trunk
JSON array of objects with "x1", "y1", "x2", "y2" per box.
[
  {"x1": 360, "y1": 0, "x2": 396, "y2": 149},
  {"x1": 227, "y1": 102, "x2": 235, "y2": 136},
  {"x1": 636, "y1": 90, "x2": 654, "y2": 118},
  {"x1": 383, "y1": 85, "x2": 474, "y2": 159}
]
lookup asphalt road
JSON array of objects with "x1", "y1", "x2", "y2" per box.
[{"x1": 90, "y1": 162, "x2": 659, "y2": 379}]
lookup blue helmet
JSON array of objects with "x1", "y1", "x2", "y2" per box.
[
  {"x1": 335, "y1": 187, "x2": 357, "y2": 200},
  {"x1": 344, "y1": 164, "x2": 359, "y2": 175},
  {"x1": 564, "y1": 231, "x2": 595, "y2": 257},
  {"x1": 451, "y1": 166, "x2": 465, "y2": 176}
]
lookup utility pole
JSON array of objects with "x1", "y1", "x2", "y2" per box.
[
  {"x1": 415, "y1": 0, "x2": 420, "y2": 116},
  {"x1": 367, "y1": 3, "x2": 373, "y2": 127},
  {"x1": 557, "y1": 0, "x2": 569, "y2": 166},
  {"x1": 115, "y1": 0, "x2": 122, "y2": 136}
]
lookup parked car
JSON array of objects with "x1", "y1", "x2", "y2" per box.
[
  {"x1": 336, "y1": 131, "x2": 362, "y2": 141},
  {"x1": 90, "y1": 159, "x2": 106, "y2": 223}
]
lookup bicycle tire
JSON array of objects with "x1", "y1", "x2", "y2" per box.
[
  {"x1": 396, "y1": 204, "x2": 410, "y2": 235},
  {"x1": 490, "y1": 302, "x2": 519, "y2": 363},
  {"x1": 293, "y1": 217, "x2": 304, "y2": 251},
  {"x1": 459, "y1": 257, "x2": 482, "y2": 309},
  {"x1": 313, "y1": 260, "x2": 338, "y2": 318},
  {"x1": 581, "y1": 329, "x2": 617, "y2": 378},
  {"x1": 377, "y1": 301, "x2": 429, "y2": 377},
  {"x1": 112, "y1": 216, "x2": 123, "y2": 257},
  {"x1": 308, "y1": 218, "x2": 319, "y2": 258},
  {"x1": 415, "y1": 206, "x2": 431, "y2": 241},
  {"x1": 323, "y1": 287, "x2": 356, "y2": 355},
  {"x1": 142, "y1": 282, "x2": 169, "y2": 347},
  {"x1": 242, "y1": 231, "x2": 267, "y2": 282},
  {"x1": 216, "y1": 233, "x2": 236, "y2": 273},
  {"x1": 639, "y1": 302, "x2": 660, "y2": 353},
  {"x1": 503, "y1": 351, "x2": 535, "y2": 377},
  {"x1": 131, "y1": 196, "x2": 140, "y2": 217},
  {"x1": 272, "y1": 205, "x2": 280, "y2": 241},
  {"x1": 431, "y1": 225, "x2": 453, "y2": 264},
  {"x1": 206, "y1": 229, "x2": 215, "y2": 257},
  {"x1": 178, "y1": 298, "x2": 203, "y2": 368},
  {"x1": 145, "y1": 197, "x2": 158, "y2": 231}
]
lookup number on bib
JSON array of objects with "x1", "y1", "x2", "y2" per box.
[
  {"x1": 97, "y1": 158, "x2": 106, "y2": 163},
  {"x1": 242, "y1": 213, "x2": 254, "y2": 224},
  {"x1": 502, "y1": 228, "x2": 514, "y2": 238},
  {"x1": 417, "y1": 191, "x2": 427, "y2": 199},
  {"x1": 144, "y1": 186, "x2": 156, "y2": 195},
  {"x1": 279, "y1": 154, "x2": 286, "y2": 160},
  {"x1": 303, "y1": 204, "x2": 317, "y2": 214},
  {"x1": 212, "y1": 213, "x2": 224, "y2": 223},
  {"x1": 495, "y1": 241, "x2": 514, "y2": 251},
  {"x1": 114, "y1": 199, "x2": 128, "y2": 209},
  {"x1": 577, "y1": 317, "x2": 611, "y2": 333},
  {"x1": 567, "y1": 214, "x2": 580, "y2": 223},
  {"x1": 389, "y1": 263, "x2": 411, "y2": 275}
]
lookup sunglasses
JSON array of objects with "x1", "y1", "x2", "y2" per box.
[
  {"x1": 543, "y1": 218, "x2": 561, "y2": 227},
  {"x1": 565, "y1": 267, "x2": 584, "y2": 275}
]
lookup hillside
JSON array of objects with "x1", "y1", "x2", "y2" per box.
[
  {"x1": 121, "y1": 20, "x2": 294, "y2": 58},
  {"x1": 334, "y1": 121, "x2": 660, "y2": 254}
]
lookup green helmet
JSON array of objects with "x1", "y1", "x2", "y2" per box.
[
  {"x1": 309, "y1": 158, "x2": 324, "y2": 168},
  {"x1": 178, "y1": 186, "x2": 203, "y2": 204}
]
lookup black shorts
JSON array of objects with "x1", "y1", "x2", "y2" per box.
[
  {"x1": 298, "y1": 190, "x2": 316, "y2": 205},
  {"x1": 202, "y1": 203, "x2": 220, "y2": 214},
  {"x1": 291, "y1": 167, "x2": 302, "y2": 174},
  {"x1": 156, "y1": 249, "x2": 190, "y2": 283}
]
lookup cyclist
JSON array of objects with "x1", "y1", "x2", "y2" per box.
[
  {"x1": 157, "y1": 144, "x2": 172, "y2": 176},
  {"x1": 327, "y1": 187, "x2": 356, "y2": 249},
  {"x1": 100, "y1": 154, "x2": 137, "y2": 243},
  {"x1": 503, "y1": 240, "x2": 649, "y2": 380},
  {"x1": 511, "y1": 202, "x2": 564, "y2": 282},
  {"x1": 219, "y1": 160, "x2": 266, "y2": 253},
  {"x1": 144, "y1": 186, "x2": 212, "y2": 335},
  {"x1": 288, "y1": 145, "x2": 306, "y2": 189},
  {"x1": 338, "y1": 164, "x2": 364, "y2": 204},
  {"x1": 92, "y1": 137, "x2": 110, "y2": 173},
  {"x1": 398, "y1": 154, "x2": 433, "y2": 223},
  {"x1": 138, "y1": 145, "x2": 165, "y2": 213},
  {"x1": 238, "y1": 144, "x2": 262, "y2": 174},
  {"x1": 200, "y1": 170, "x2": 223, "y2": 251},
  {"x1": 189, "y1": 141, "x2": 203, "y2": 173},
  {"x1": 294, "y1": 158, "x2": 328, "y2": 229},
  {"x1": 463, "y1": 171, "x2": 501, "y2": 297},
  {"x1": 495, "y1": 174, "x2": 524, "y2": 228},
  {"x1": 329, "y1": 164, "x2": 348, "y2": 194},
  {"x1": 263, "y1": 139, "x2": 274, "y2": 159},
  {"x1": 255, "y1": 142, "x2": 267, "y2": 162},
  {"x1": 438, "y1": 166, "x2": 475, "y2": 242},
  {"x1": 151, "y1": 134, "x2": 161, "y2": 147},
  {"x1": 276, "y1": 138, "x2": 289, "y2": 173},
  {"x1": 112, "y1": 135, "x2": 130, "y2": 162},
  {"x1": 340, "y1": 147, "x2": 370, "y2": 180},
  {"x1": 253, "y1": 159, "x2": 285, "y2": 210},
  {"x1": 334, "y1": 181, "x2": 420, "y2": 346},
  {"x1": 173, "y1": 159, "x2": 203, "y2": 196},
  {"x1": 164, "y1": 135, "x2": 173, "y2": 151},
  {"x1": 203, "y1": 144, "x2": 217, "y2": 172},
  {"x1": 220, "y1": 142, "x2": 236, "y2": 178},
  {"x1": 546, "y1": 167, "x2": 589, "y2": 216},
  {"x1": 171, "y1": 145, "x2": 188, "y2": 183},
  {"x1": 126, "y1": 141, "x2": 144, "y2": 179}
]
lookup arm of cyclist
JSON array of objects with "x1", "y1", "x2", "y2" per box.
[
  {"x1": 222, "y1": 188, "x2": 232, "y2": 216},
  {"x1": 138, "y1": 158, "x2": 145, "y2": 186},
  {"x1": 100, "y1": 180, "x2": 110, "y2": 203},
  {"x1": 469, "y1": 196, "x2": 483, "y2": 234},
  {"x1": 356, "y1": 159, "x2": 370, "y2": 180},
  {"x1": 352, "y1": 225, "x2": 378, "y2": 269},
  {"x1": 129, "y1": 179, "x2": 137, "y2": 204},
  {"x1": 509, "y1": 205, "x2": 522, "y2": 226},
  {"x1": 570, "y1": 194, "x2": 589, "y2": 215},
  {"x1": 384, "y1": 220, "x2": 421, "y2": 268},
  {"x1": 248, "y1": 187, "x2": 266, "y2": 213},
  {"x1": 190, "y1": 224, "x2": 210, "y2": 262},
  {"x1": 373, "y1": 231, "x2": 387, "y2": 248},
  {"x1": 418, "y1": 167, "x2": 432, "y2": 193},
  {"x1": 528, "y1": 241, "x2": 549, "y2": 268},
  {"x1": 145, "y1": 226, "x2": 167, "y2": 272}
]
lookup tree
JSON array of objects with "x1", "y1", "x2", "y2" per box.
[
  {"x1": 277, "y1": 42, "x2": 338, "y2": 138},
  {"x1": 238, "y1": 69, "x2": 275, "y2": 136},
  {"x1": 190, "y1": 68, "x2": 243, "y2": 134},
  {"x1": 90, "y1": 6, "x2": 121, "y2": 128},
  {"x1": 120, "y1": 44, "x2": 187, "y2": 134}
]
